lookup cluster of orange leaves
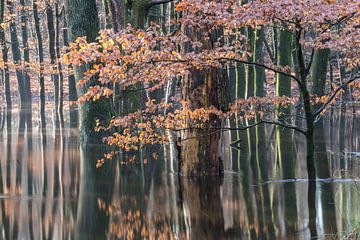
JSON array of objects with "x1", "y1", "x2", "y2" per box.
[{"x1": 63, "y1": 0, "x2": 360, "y2": 162}]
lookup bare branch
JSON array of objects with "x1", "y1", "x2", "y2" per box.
[{"x1": 313, "y1": 73, "x2": 360, "y2": 118}]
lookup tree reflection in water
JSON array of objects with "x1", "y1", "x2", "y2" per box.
[{"x1": 0, "y1": 106, "x2": 358, "y2": 239}]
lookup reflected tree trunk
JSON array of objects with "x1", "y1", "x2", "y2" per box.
[
  {"x1": 180, "y1": 178, "x2": 225, "y2": 239},
  {"x1": 75, "y1": 144, "x2": 115, "y2": 239}
]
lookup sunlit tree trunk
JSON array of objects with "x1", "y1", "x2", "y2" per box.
[
  {"x1": 65, "y1": 0, "x2": 112, "y2": 143},
  {"x1": 32, "y1": 0, "x2": 46, "y2": 127}
]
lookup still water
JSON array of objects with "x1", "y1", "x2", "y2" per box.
[{"x1": 0, "y1": 105, "x2": 359, "y2": 240}]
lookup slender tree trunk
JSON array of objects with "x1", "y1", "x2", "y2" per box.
[
  {"x1": 32, "y1": 0, "x2": 46, "y2": 126},
  {"x1": 253, "y1": 28, "x2": 265, "y2": 97},
  {"x1": 65, "y1": 0, "x2": 112, "y2": 143},
  {"x1": 55, "y1": 3, "x2": 64, "y2": 116},
  {"x1": 311, "y1": 49, "x2": 330, "y2": 97},
  {"x1": 108, "y1": 0, "x2": 125, "y2": 32},
  {"x1": 46, "y1": 4, "x2": 60, "y2": 112},
  {"x1": 7, "y1": 0, "x2": 26, "y2": 107},
  {"x1": 62, "y1": 9, "x2": 78, "y2": 127},
  {"x1": 276, "y1": 29, "x2": 295, "y2": 177},
  {"x1": 245, "y1": 28, "x2": 254, "y2": 99},
  {"x1": 19, "y1": 0, "x2": 32, "y2": 131},
  {"x1": 0, "y1": 0, "x2": 10, "y2": 109}
]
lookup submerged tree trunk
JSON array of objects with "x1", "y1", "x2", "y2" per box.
[
  {"x1": 32, "y1": 0, "x2": 46, "y2": 126},
  {"x1": 179, "y1": 25, "x2": 229, "y2": 176},
  {"x1": 65, "y1": 0, "x2": 112, "y2": 143}
]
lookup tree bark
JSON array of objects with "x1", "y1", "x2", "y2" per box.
[
  {"x1": 7, "y1": 0, "x2": 26, "y2": 107},
  {"x1": 65, "y1": 0, "x2": 112, "y2": 143},
  {"x1": 179, "y1": 24, "x2": 229, "y2": 176},
  {"x1": 0, "y1": 0, "x2": 10, "y2": 109},
  {"x1": 32, "y1": 0, "x2": 46, "y2": 126},
  {"x1": 275, "y1": 29, "x2": 295, "y2": 178},
  {"x1": 46, "y1": 4, "x2": 60, "y2": 112}
]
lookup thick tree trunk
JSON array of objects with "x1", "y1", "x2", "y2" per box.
[
  {"x1": 179, "y1": 24, "x2": 229, "y2": 176},
  {"x1": 65, "y1": 0, "x2": 112, "y2": 143},
  {"x1": 32, "y1": 0, "x2": 46, "y2": 126}
]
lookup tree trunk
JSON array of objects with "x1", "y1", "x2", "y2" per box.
[
  {"x1": 179, "y1": 25, "x2": 229, "y2": 176},
  {"x1": 7, "y1": 0, "x2": 26, "y2": 107},
  {"x1": 32, "y1": 0, "x2": 46, "y2": 126},
  {"x1": 108, "y1": 0, "x2": 125, "y2": 32},
  {"x1": 62, "y1": 9, "x2": 78, "y2": 127},
  {"x1": 311, "y1": 49, "x2": 330, "y2": 97},
  {"x1": 19, "y1": 0, "x2": 32, "y2": 131},
  {"x1": 275, "y1": 29, "x2": 295, "y2": 178},
  {"x1": 0, "y1": 0, "x2": 10, "y2": 109},
  {"x1": 65, "y1": 0, "x2": 112, "y2": 143},
  {"x1": 55, "y1": 3, "x2": 64, "y2": 116},
  {"x1": 46, "y1": 4, "x2": 60, "y2": 112}
]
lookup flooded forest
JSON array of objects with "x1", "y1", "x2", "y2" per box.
[{"x1": 0, "y1": 0, "x2": 359, "y2": 239}]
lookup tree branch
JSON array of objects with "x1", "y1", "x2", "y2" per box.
[{"x1": 313, "y1": 73, "x2": 360, "y2": 118}]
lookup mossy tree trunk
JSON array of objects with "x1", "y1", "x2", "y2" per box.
[
  {"x1": 275, "y1": 29, "x2": 296, "y2": 178},
  {"x1": 65, "y1": 0, "x2": 112, "y2": 144}
]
